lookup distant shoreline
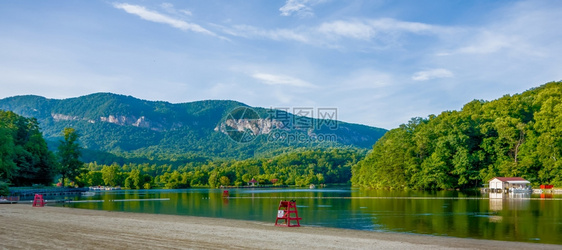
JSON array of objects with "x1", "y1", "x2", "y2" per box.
[{"x1": 0, "y1": 204, "x2": 559, "y2": 249}]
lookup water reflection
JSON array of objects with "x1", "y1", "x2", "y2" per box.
[
  {"x1": 59, "y1": 188, "x2": 562, "y2": 244},
  {"x1": 489, "y1": 192, "x2": 531, "y2": 211},
  {"x1": 489, "y1": 192, "x2": 504, "y2": 211}
]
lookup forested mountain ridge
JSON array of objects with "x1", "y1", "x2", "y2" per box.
[
  {"x1": 352, "y1": 81, "x2": 562, "y2": 189},
  {"x1": 0, "y1": 93, "x2": 386, "y2": 163}
]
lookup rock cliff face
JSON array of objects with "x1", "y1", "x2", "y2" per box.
[
  {"x1": 51, "y1": 113, "x2": 80, "y2": 121},
  {"x1": 99, "y1": 115, "x2": 158, "y2": 130},
  {"x1": 52, "y1": 113, "x2": 96, "y2": 124},
  {"x1": 52, "y1": 113, "x2": 164, "y2": 131},
  {"x1": 214, "y1": 118, "x2": 286, "y2": 136}
]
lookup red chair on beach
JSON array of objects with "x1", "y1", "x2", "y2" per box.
[
  {"x1": 32, "y1": 194, "x2": 45, "y2": 207},
  {"x1": 275, "y1": 200, "x2": 301, "y2": 227}
]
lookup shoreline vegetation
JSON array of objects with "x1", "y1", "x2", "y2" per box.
[
  {"x1": 1, "y1": 204, "x2": 559, "y2": 249},
  {"x1": 2, "y1": 82, "x2": 562, "y2": 196},
  {"x1": 353, "y1": 81, "x2": 562, "y2": 190}
]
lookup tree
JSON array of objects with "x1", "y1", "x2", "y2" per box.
[
  {"x1": 1, "y1": 110, "x2": 57, "y2": 186},
  {"x1": 76, "y1": 171, "x2": 103, "y2": 187},
  {"x1": 0, "y1": 127, "x2": 16, "y2": 181},
  {"x1": 0, "y1": 110, "x2": 57, "y2": 186},
  {"x1": 219, "y1": 176, "x2": 230, "y2": 186},
  {"x1": 101, "y1": 163, "x2": 122, "y2": 187},
  {"x1": 57, "y1": 128, "x2": 83, "y2": 187},
  {"x1": 0, "y1": 181, "x2": 9, "y2": 196}
]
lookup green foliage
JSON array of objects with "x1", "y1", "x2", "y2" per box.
[
  {"x1": 75, "y1": 171, "x2": 103, "y2": 187},
  {"x1": 101, "y1": 163, "x2": 123, "y2": 187},
  {"x1": 57, "y1": 128, "x2": 84, "y2": 186},
  {"x1": 124, "y1": 169, "x2": 152, "y2": 189},
  {"x1": 219, "y1": 176, "x2": 231, "y2": 186},
  {"x1": 0, "y1": 127, "x2": 16, "y2": 181},
  {"x1": 77, "y1": 147, "x2": 364, "y2": 189},
  {"x1": 0, "y1": 181, "x2": 9, "y2": 196},
  {"x1": 353, "y1": 81, "x2": 562, "y2": 189},
  {"x1": 0, "y1": 110, "x2": 56, "y2": 186}
]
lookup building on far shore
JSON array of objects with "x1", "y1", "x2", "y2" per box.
[
  {"x1": 248, "y1": 178, "x2": 258, "y2": 186},
  {"x1": 489, "y1": 177, "x2": 531, "y2": 193}
]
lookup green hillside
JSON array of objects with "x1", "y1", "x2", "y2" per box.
[
  {"x1": 352, "y1": 81, "x2": 562, "y2": 189},
  {"x1": 0, "y1": 93, "x2": 386, "y2": 164}
]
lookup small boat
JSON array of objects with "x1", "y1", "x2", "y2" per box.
[{"x1": 309, "y1": 184, "x2": 316, "y2": 189}]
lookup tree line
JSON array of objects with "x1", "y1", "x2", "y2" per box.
[
  {"x1": 4, "y1": 81, "x2": 562, "y2": 192},
  {"x1": 352, "y1": 81, "x2": 562, "y2": 189},
  {"x1": 1, "y1": 108, "x2": 362, "y2": 191},
  {"x1": 75, "y1": 148, "x2": 364, "y2": 189},
  {"x1": 0, "y1": 110, "x2": 82, "y2": 195}
]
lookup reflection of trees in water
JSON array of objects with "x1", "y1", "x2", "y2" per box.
[{"x1": 62, "y1": 189, "x2": 562, "y2": 244}]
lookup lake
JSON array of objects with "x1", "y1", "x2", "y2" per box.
[{"x1": 59, "y1": 187, "x2": 562, "y2": 244}]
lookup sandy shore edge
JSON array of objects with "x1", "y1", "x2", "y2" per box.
[{"x1": 0, "y1": 204, "x2": 559, "y2": 249}]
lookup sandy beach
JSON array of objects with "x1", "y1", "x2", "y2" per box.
[{"x1": 0, "y1": 204, "x2": 558, "y2": 250}]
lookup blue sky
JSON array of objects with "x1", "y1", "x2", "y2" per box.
[{"x1": 1, "y1": 0, "x2": 561, "y2": 129}]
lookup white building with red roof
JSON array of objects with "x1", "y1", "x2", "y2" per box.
[{"x1": 489, "y1": 177, "x2": 531, "y2": 193}]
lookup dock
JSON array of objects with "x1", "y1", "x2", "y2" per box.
[
  {"x1": 220, "y1": 185, "x2": 289, "y2": 189},
  {"x1": 0, "y1": 196, "x2": 20, "y2": 204},
  {"x1": 9, "y1": 187, "x2": 90, "y2": 200}
]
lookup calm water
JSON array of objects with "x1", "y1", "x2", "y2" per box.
[{"x1": 59, "y1": 188, "x2": 562, "y2": 244}]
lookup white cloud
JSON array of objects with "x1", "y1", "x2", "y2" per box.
[
  {"x1": 160, "y1": 2, "x2": 192, "y2": 16},
  {"x1": 437, "y1": 2, "x2": 562, "y2": 58},
  {"x1": 435, "y1": 30, "x2": 514, "y2": 56},
  {"x1": 412, "y1": 69, "x2": 454, "y2": 81},
  {"x1": 279, "y1": 0, "x2": 324, "y2": 17},
  {"x1": 113, "y1": 3, "x2": 214, "y2": 36},
  {"x1": 219, "y1": 17, "x2": 442, "y2": 47},
  {"x1": 252, "y1": 73, "x2": 316, "y2": 88},
  {"x1": 219, "y1": 24, "x2": 309, "y2": 43},
  {"x1": 318, "y1": 18, "x2": 440, "y2": 40},
  {"x1": 318, "y1": 20, "x2": 374, "y2": 40},
  {"x1": 280, "y1": 0, "x2": 307, "y2": 16},
  {"x1": 369, "y1": 18, "x2": 436, "y2": 33}
]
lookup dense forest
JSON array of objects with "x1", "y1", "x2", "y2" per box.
[
  {"x1": 0, "y1": 110, "x2": 57, "y2": 190},
  {"x1": 75, "y1": 148, "x2": 364, "y2": 189},
  {"x1": 352, "y1": 81, "x2": 562, "y2": 189}
]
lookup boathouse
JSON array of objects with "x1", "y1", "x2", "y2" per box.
[{"x1": 489, "y1": 177, "x2": 531, "y2": 193}]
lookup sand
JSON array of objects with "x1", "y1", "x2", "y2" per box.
[{"x1": 0, "y1": 204, "x2": 559, "y2": 250}]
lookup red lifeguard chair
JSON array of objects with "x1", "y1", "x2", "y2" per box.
[
  {"x1": 275, "y1": 200, "x2": 301, "y2": 227},
  {"x1": 32, "y1": 194, "x2": 45, "y2": 207}
]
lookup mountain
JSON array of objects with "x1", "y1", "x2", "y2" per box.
[{"x1": 0, "y1": 93, "x2": 386, "y2": 163}]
